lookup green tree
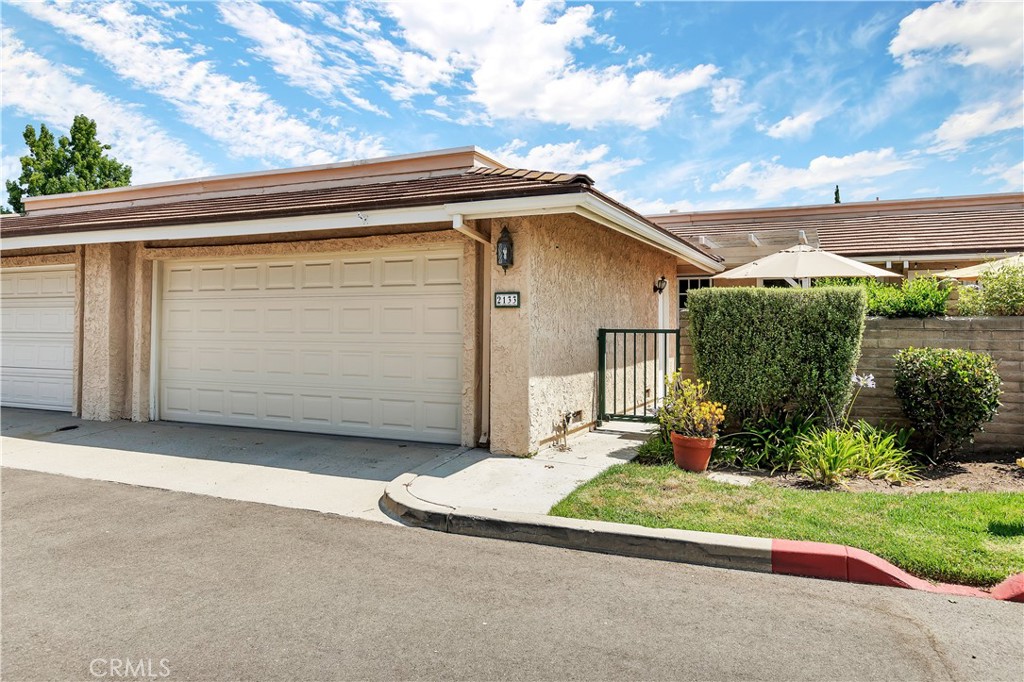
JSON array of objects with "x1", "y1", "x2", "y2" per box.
[
  {"x1": 5, "y1": 115, "x2": 131, "y2": 213},
  {"x1": 834, "y1": 185, "x2": 841, "y2": 204}
]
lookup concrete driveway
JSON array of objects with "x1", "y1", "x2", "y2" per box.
[{"x1": 0, "y1": 408, "x2": 458, "y2": 523}]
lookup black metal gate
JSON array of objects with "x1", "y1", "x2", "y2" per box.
[{"x1": 597, "y1": 328, "x2": 680, "y2": 424}]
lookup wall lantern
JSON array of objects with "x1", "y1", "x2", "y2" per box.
[
  {"x1": 654, "y1": 275, "x2": 668, "y2": 295},
  {"x1": 496, "y1": 226, "x2": 514, "y2": 273}
]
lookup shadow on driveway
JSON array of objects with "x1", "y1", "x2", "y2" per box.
[{"x1": 0, "y1": 407, "x2": 465, "y2": 522}]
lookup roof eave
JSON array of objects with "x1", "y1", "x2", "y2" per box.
[{"x1": 1, "y1": 189, "x2": 723, "y2": 273}]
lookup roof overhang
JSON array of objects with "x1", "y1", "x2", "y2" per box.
[
  {"x1": 848, "y1": 252, "x2": 1020, "y2": 264},
  {"x1": 1, "y1": 192, "x2": 723, "y2": 273}
]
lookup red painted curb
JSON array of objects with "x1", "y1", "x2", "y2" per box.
[
  {"x1": 771, "y1": 539, "x2": 1007, "y2": 601},
  {"x1": 991, "y1": 573, "x2": 1024, "y2": 603}
]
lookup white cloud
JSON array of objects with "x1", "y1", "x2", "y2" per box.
[
  {"x1": 850, "y1": 66, "x2": 937, "y2": 133},
  {"x1": 19, "y1": 1, "x2": 386, "y2": 167},
  {"x1": 890, "y1": 0, "x2": 1024, "y2": 70},
  {"x1": 711, "y1": 149, "x2": 916, "y2": 201},
  {"x1": 352, "y1": 1, "x2": 718, "y2": 129},
  {"x1": 494, "y1": 139, "x2": 641, "y2": 187},
  {"x1": 851, "y1": 11, "x2": 893, "y2": 50},
  {"x1": 978, "y1": 161, "x2": 1024, "y2": 191},
  {"x1": 710, "y1": 78, "x2": 744, "y2": 114},
  {"x1": 0, "y1": 29, "x2": 212, "y2": 186},
  {"x1": 217, "y1": 1, "x2": 384, "y2": 115},
  {"x1": 760, "y1": 108, "x2": 828, "y2": 140},
  {"x1": 927, "y1": 98, "x2": 1023, "y2": 154}
]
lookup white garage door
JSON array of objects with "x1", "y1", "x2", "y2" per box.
[
  {"x1": 159, "y1": 248, "x2": 464, "y2": 444},
  {"x1": 0, "y1": 265, "x2": 76, "y2": 411}
]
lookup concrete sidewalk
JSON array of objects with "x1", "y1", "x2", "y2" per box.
[{"x1": 405, "y1": 424, "x2": 648, "y2": 514}]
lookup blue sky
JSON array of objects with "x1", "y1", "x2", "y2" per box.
[{"x1": 2, "y1": 0, "x2": 1022, "y2": 213}]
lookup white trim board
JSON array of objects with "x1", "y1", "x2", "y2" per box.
[{"x1": 3, "y1": 194, "x2": 723, "y2": 274}]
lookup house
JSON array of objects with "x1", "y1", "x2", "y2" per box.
[
  {"x1": 0, "y1": 147, "x2": 721, "y2": 456},
  {"x1": 649, "y1": 192, "x2": 1024, "y2": 307}
]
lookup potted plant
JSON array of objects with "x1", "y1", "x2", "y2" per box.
[{"x1": 657, "y1": 372, "x2": 726, "y2": 472}]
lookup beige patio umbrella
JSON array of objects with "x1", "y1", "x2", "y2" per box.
[
  {"x1": 936, "y1": 253, "x2": 1023, "y2": 281},
  {"x1": 714, "y1": 244, "x2": 900, "y2": 288}
]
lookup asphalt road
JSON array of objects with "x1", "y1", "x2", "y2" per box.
[{"x1": 2, "y1": 468, "x2": 1021, "y2": 682}]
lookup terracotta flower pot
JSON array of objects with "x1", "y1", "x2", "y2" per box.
[{"x1": 670, "y1": 432, "x2": 716, "y2": 472}]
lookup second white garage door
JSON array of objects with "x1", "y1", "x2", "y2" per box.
[
  {"x1": 0, "y1": 265, "x2": 75, "y2": 411},
  {"x1": 159, "y1": 248, "x2": 464, "y2": 444}
]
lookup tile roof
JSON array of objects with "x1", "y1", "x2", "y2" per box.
[
  {"x1": 0, "y1": 167, "x2": 595, "y2": 238},
  {"x1": 653, "y1": 199, "x2": 1024, "y2": 257}
]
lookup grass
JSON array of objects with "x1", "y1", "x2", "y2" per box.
[{"x1": 550, "y1": 463, "x2": 1024, "y2": 587}]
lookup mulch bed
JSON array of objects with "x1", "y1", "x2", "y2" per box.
[{"x1": 714, "y1": 453, "x2": 1024, "y2": 494}]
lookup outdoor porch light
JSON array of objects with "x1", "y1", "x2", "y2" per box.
[
  {"x1": 654, "y1": 275, "x2": 668, "y2": 294},
  {"x1": 496, "y1": 226, "x2": 514, "y2": 272}
]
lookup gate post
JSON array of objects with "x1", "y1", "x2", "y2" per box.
[{"x1": 597, "y1": 329, "x2": 606, "y2": 426}]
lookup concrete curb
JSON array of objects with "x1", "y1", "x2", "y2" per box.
[
  {"x1": 383, "y1": 473, "x2": 774, "y2": 573},
  {"x1": 384, "y1": 473, "x2": 1024, "y2": 602}
]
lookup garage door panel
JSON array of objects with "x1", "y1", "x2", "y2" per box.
[
  {"x1": 161, "y1": 343, "x2": 461, "y2": 388},
  {"x1": 2, "y1": 340, "x2": 74, "y2": 371},
  {"x1": 159, "y1": 382, "x2": 461, "y2": 443},
  {"x1": 1, "y1": 266, "x2": 75, "y2": 411},
  {"x1": 1, "y1": 369, "x2": 74, "y2": 409},
  {"x1": 160, "y1": 250, "x2": 463, "y2": 443},
  {"x1": 1, "y1": 269, "x2": 75, "y2": 297},
  {"x1": 163, "y1": 254, "x2": 460, "y2": 295}
]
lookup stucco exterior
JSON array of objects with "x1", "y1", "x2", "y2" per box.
[
  {"x1": 487, "y1": 214, "x2": 677, "y2": 454},
  {"x1": 81, "y1": 244, "x2": 129, "y2": 421}
]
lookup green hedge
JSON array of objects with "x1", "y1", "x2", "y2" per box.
[
  {"x1": 688, "y1": 286, "x2": 867, "y2": 423},
  {"x1": 815, "y1": 277, "x2": 949, "y2": 317}
]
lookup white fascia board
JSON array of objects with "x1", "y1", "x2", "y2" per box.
[
  {"x1": 447, "y1": 192, "x2": 724, "y2": 273},
  {"x1": 444, "y1": 193, "x2": 581, "y2": 219},
  {"x1": 848, "y1": 252, "x2": 1016, "y2": 264},
  {"x1": 3, "y1": 191, "x2": 723, "y2": 273},
  {"x1": 0, "y1": 205, "x2": 451, "y2": 250}
]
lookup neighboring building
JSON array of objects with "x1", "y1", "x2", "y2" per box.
[
  {"x1": 0, "y1": 147, "x2": 721, "y2": 456},
  {"x1": 649, "y1": 193, "x2": 1024, "y2": 307}
]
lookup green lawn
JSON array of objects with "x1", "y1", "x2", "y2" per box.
[{"x1": 550, "y1": 463, "x2": 1024, "y2": 587}]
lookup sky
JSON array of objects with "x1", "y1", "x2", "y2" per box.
[{"x1": 2, "y1": 0, "x2": 1022, "y2": 214}]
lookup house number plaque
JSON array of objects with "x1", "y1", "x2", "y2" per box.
[{"x1": 494, "y1": 292, "x2": 520, "y2": 308}]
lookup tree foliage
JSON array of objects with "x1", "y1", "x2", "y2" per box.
[{"x1": 5, "y1": 115, "x2": 131, "y2": 213}]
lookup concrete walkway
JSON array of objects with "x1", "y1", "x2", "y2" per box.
[
  {"x1": 0, "y1": 408, "x2": 457, "y2": 524},
  {"x1": 406, "y1": 424, "x2": 648, "y2": 514}
]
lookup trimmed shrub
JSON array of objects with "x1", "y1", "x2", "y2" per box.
[
  {"x1": 815, "y1": 277, "x2": 949, "y2": 317},
  {"x1": 893, "y1": 347, "x2": 1002, "y2": 462},
  {"x1": 687, "y1": 286, "x2": 866, "y2": 424},
  {"x1": 956, "y1": 264, "x2": 1024, "y2": 316}
]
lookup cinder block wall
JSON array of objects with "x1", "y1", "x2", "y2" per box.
[{"x1": 680, "y1": 313, "x2": 1023, "y2": 453}]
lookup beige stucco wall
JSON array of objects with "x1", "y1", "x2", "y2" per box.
[
  {"x1": 80, "y1": 243, "x2": 129, "y2": 420},
  {"x1": 487, "y1": 214, "x2": 678, "y2": 455}
]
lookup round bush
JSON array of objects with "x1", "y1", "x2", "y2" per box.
[{"x1": 893, "y1": 347, "x2": 1001, "y2": 462}]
